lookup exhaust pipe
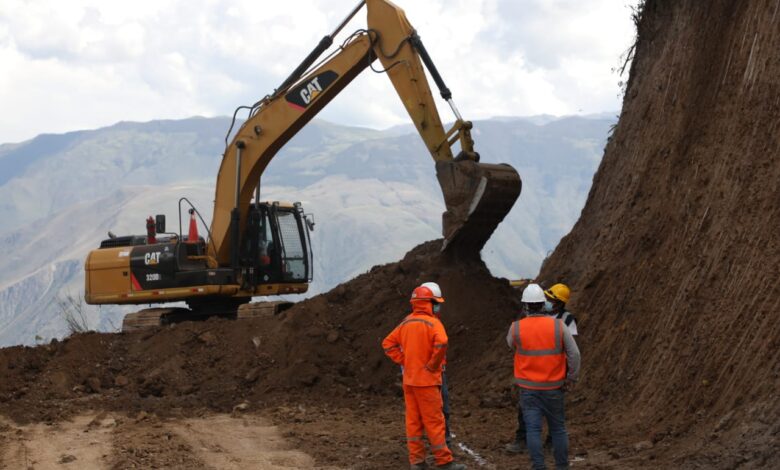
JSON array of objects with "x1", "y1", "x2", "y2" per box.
[{"x1": 230, "y1": 141, "x2": 245, "y2": 270}]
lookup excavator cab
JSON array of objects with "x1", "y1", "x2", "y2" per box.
[{"x1": 239, "y1": 201, "x2": 313, "y2": 287}]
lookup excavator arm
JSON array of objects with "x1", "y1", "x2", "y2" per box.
[{"x1": 208, "y1": 0, "x2": 521, "y2": 266}]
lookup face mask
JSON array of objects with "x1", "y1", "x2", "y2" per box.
[
  {"x1": 433, "y1": 303, "x2": 441, "y2": 314},
  {"x1": 544, "y1": 301, "x2": 553, "y2": 313}
]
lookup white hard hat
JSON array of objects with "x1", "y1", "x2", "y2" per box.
[
  {"x1": 521, "y1": 283, "x2": 546, "y2": 303},
  {"x1": 420, "y1": 282, "x2": 443, "y2": 301}
]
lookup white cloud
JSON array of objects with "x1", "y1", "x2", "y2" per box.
[{"x1": 0, "y1": 0, "x2": 639, "y2": 143}]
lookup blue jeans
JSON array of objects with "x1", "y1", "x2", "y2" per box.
[
  {"x1": 521, "y1": 389, "x2": 568, "y2": 470},
  {"x1": 441, "y1": 372, "x2": 451, "y2": 441},
  {"x1": 514, "y1": 394, "x2": 526, "y2": 442}
]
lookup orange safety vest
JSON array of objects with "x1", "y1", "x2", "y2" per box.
[{"x1": 511, "y1": 316, "x2": 566, "y2": 390}]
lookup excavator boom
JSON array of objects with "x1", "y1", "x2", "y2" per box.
[{"x1": 208, "y1": 0, "x2": 520, "y2": 264}]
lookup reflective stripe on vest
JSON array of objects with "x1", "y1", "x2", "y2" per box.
[
  {"x1": 513, "y1": 316, "x2": 566, "y2": 390},
  {"x1": 514, "y1": 377, "x2": 566, "y2": 388},
  {"x1": 401, "y1": 318, "x2": 434, "y2": 328}
]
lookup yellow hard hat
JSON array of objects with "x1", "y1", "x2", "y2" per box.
[{"x1": 544, "y1": 283, "x2": 571, "y2": 304}]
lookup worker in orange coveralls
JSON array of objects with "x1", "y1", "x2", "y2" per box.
[{"x1": 382, "y1": 284, "x2": 467, "y2": 470}]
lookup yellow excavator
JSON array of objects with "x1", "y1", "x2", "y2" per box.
[{"x1": 84, "y1": 0, "x2": 522, "y2": 330}]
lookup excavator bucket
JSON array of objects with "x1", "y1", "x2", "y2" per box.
[{"x1": 437, "y1": 160, "x2": 522, "y2": 255}]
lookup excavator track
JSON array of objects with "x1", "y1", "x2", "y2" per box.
[
  {"x1": 121, "y1": 308, "x2": 190, "y2": 332},
  {"x1": 121, "y1": 302, "x2": 294, "y2": 332},
  {"x1": 437, "y1": 160, "x2": 522, "y2": 254},
  {"x1": 236, "y1": 301, "x2": 294, "y2": 320}
]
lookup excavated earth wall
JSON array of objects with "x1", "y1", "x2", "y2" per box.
[{"x1": 539, "y1": 0, "x2": 780, "y2": 467}]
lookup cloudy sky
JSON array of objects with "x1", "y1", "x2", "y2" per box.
[{"x1": 0, "y1": 0, "x2": 638, "y2": 144}]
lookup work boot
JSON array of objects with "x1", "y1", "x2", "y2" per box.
[
  {"x1": 504, "y1": 440, "x2": 526, "y2": 453},
  {"x1": 436, "y1": 462, "x2": 467, "y2": 470}
]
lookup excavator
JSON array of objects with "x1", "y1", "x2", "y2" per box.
[{"x1": 84, "y1": 0, "x2": 522, "y2": 331}]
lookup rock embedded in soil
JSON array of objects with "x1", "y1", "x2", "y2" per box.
[
  {"x1": 85, "y1": 377, "x2": 102, "y2": 394},
  {"x1": 633, "y1": 440, "x2": 654, "y2": 452},
  {"x1": 197, "y1": 331, "x2": 217, "y2": 346},
  {"x1": 326, "y1": 330, "x2": 339, "y2": 343}
]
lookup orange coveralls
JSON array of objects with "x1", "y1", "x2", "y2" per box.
[{"x1": 382, "y1": 301, "x2": 452, "y2": 466}]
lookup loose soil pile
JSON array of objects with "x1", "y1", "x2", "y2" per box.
[
  {"x1": 1, "y1": 242, "x2": 542, "y2": 468},
  {"x1": 0, "y1": 241, "x2": 518, "y2": 423}
]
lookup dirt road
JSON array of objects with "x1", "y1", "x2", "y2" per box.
[
  {"x1": 0, "y1": 406, "x2": 664, "y2": 470},
  {"x1": 0, "y1": 412, "x2": 337, "y2": 470}
]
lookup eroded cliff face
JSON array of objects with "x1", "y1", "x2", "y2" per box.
[{"x1": 541, "y1": 0, "x2": 779, "y2": 465}]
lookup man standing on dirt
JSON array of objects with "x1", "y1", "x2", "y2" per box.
[
  {"x1": 506, "y1": 282, "x2": 579, "y2": 453},
  {"x1": 383, "y1": 283, "x2": 467, "y2": 470},
  {"x1": 507, "y1": 283, "x2": 580, "y2": 470}
]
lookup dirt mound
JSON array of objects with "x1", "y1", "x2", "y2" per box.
[
  {"x1": 538, "y1": 0, "x2": 780, "y2": 467},
  {"x1": 0, "y1": 241, "x2": 521, "y2": 424},
  {"x1": 0, "y1": 242, "x2": 542, "y2": 468}
]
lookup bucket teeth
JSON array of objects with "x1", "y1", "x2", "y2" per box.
[{"x1": 436, "y1": 160, "x2": 522, "y2": 255}]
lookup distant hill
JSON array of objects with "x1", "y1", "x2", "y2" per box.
[{"x1": 0, "y1": 115, "x2": 613, "y2": 346}]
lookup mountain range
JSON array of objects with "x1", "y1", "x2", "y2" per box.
[{"x1": 0, "y1": 115, "x2": 613, "y2": 346}]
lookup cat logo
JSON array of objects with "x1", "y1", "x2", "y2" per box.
[
  {"x1": 286, "y1": 70, "x2": 339, "y2": 111},
  {"x1": 144, "y1": 252, "x2": 161, "y2": 265},
  {"x1": 300, "y1": 77, "x2": 323, "y2": 105}
]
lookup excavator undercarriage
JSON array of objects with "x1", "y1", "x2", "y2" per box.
[{"x1": 121, "y1": 301, "x2": 294, "y2": 332}]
